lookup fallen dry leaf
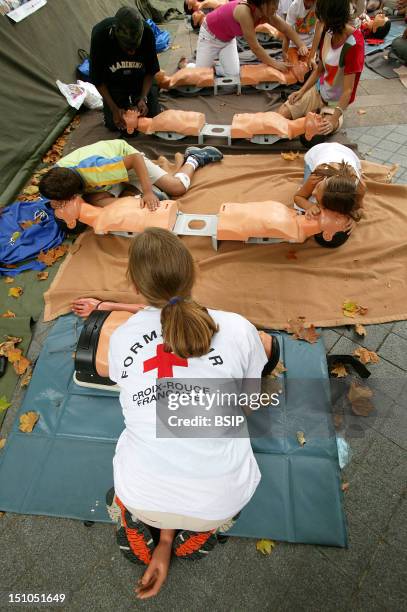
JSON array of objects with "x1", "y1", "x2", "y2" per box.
[
  {"x1": 286, "y1": 249, "x2": 298, "y2": 260},
  {"x1": 354, "y1": 323, "x2": 367, "y2": 337},
  {"x1": 333, "y1": 414, "x2": 343, "y2": 428},
  {"x1": 268, "y1": 360, "x2": 287, "y2": 378},
  {"x1": 353, "y1": 347, "x2": 379, "y2": 365},
  {"x1": 296, "y1": 431, "x2": 306, "y2": 446},
  {"x1": 342, "y1": 300, "x2": 368, "y2": 318},
  {"x1": 331, "y1": 363, "x2": 348, "y2": 378},
  {"x1": 36, "y1": 271, "x2": 49, "y2": 281},
  {"x1": 341, "y1": 482, "x2": 349, "y2": 492},
  {"x1": 281, "y1": 151, "x2": 300, "y2": 161},
  {"x1": 20, "y1": 364, "x2": 33, "y2": 387},
  {"x1": 286, "y1": 317, "x2": 320, "y2": 344},
  {"x1": 170, "y1": 44, "x2": 181, "y2": 50},
  {"x1": 1, "y1": 310, "x2": 16, "y2": 318},
  {"x1": 8, "y1": 286, "x2": 23, "y2": 298},
  {"x1": 357, "y1": 109, "x2": 367, "y2": 115},
  {"x1": 37, "y1": 244, "x2": 69, "y2": 266},
  {"x1": 348, "y1": 382, "x2": 374, "y2": 416},
  {"x1": 4, "y1": 276, "x2": 14, "y2": 284},
  {"x1": 13, "y1": 355, "x2": 31, "y2": 376},
  {"x1": 0, "y1": 396, "x2": 11, "y2": 412},
  {"x1": 23, "y1": 185, "x2": 39, "y2": 196},
  {"x1": 256, "y1": 539, "x2": 277, "y2": 555},
  {"x1": 0, "y1": 438, "x2": 6, "y2": 450},
  {"x1": 0, "y1": 337, "x2": 21, "y2": 357},
  {"x1": 19, "y1": 411, "x2": 39, "y2": 433},
  {"x1": 6, "y1": 348, "x2": 22, "y2": 363}
]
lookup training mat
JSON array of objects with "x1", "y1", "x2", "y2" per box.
[
  {"x1": 365, "y1": 49, "x2": 403, "y2": 78},
  {"x1": 0, "y1": 314, "x2": 347, "y2": 547},
  {"x1": 44, "y1": 155, "x2": 406, "y2": 330}
]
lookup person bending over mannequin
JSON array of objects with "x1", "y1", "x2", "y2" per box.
[
  {"x1": 194, "y1": 0, "x2": 309, "y2": 76},
  {"x1": 277, "y1": 0, "x2": 365, "y2": 137},
  {"x1": 294, "y1": 142, "x2": 365, "y2": 247},
  {"x1": 97, "y1": 228, "x2": 279, "y2": 598},
  {"x1": 90, "y1": 6, "x2": 160, "y2": 132},
  {"x1": 39, "y1": 140, "x2": 223, "y2": 211}
]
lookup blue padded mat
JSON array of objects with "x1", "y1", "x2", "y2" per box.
[{"x1": 0, "y1": 315, "x2": 347, "y2": 547}]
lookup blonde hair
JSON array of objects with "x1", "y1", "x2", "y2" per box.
[
  {"x1": 314, "y1": 161, "x2": 362, "y2": 221},
  {"x1": 127, "y1": 228, "x2": 218, "y2": 359}
]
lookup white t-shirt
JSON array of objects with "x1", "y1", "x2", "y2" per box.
[
  {"x1": 304, "y1": 142, "x2": 362, "y2": 178},
  {"x1": 277, "y1": 0, "x2": 294, "y2": 18},
  {"x1": 286, "y1": 0, "x2": 317, "y2": 48},
  {"x1": 109, "y1": 307, "x2": 267, "y2": 520}
]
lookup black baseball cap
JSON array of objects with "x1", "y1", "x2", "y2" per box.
[{"x1": 114, "y1": 6, "x2": 144, "y2": 50}]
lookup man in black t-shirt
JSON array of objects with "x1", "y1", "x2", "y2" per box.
[{"x1": 90, "y1": 6, "x2": 161, "y2": 131}]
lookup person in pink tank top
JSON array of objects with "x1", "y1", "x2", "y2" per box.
[{"x1": 195, "y1": 0, "x2": 309, "y2": 76}]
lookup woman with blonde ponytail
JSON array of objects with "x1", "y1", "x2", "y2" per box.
[{"x1": 81, "y1": 228, "x2": 279, "y2": 599}]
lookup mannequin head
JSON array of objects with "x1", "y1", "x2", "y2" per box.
[
  {"x1": 127, "y1": 228, "x2": 218, "y2": 358},
  {"x1": 50, "y1": 196, "x2": 83, "y2": 229}
]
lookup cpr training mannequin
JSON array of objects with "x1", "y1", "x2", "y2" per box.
[
  {"x1": 74, "y1": 228, "x2": 279, "y2": 600},
  {"x1": 123, "y1": 108, "x2": 323, "y2": 141},
  {"x1": 231, "y1": 110, "x2": 323, "y2": 139},
  {"x1": 217, "y1": 200, "x2": 352, "y2": 242},
  {"x1": 50, "y1": 196, "x2": 178, "y2": 234}
]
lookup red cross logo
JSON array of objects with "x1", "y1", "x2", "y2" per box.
[{"x1": 143, "y1": 343, "x2": 188, "y2": 378}]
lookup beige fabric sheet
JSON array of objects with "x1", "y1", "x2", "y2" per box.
[{"x1": 44, "y1": 154, "x2": 407, "y2": 329}]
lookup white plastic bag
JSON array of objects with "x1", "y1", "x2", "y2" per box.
[
  {"x1": 56, "y1": 80, "x2": 86, "y2": 110},
  {"x1": 77, "y1": 80, "x2": 103, "y2": 110}
]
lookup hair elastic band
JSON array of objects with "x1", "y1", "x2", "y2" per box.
[{"x1": 168, "y1": 296, "x2": 183, "y2": 305}]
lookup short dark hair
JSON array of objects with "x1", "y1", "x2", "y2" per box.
[
  {"x1": 115, "y1": 6, "x2": 144, "y2": 31},
  {"x1": 39, "y1": 167, "x2": 83, "y2": 201},
  {"x1": 374, "y1": 21, "x2": 391, "y2": 39},
  {"x1": 316, "y1": 0, "x2": 350, "y2": 34}
]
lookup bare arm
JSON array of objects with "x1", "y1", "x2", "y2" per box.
[
  {"x1": 71, "y1": 298, "x2": 145, "y2": 318},
  {"x1": 123, "y1": 154, "x2": 159, "y2": 210},
  {"x1": 235, "y1": 5, "x2": 290, "y2": 71},
  {"x1": 136, "y1": 529, "x2": 175, "y2": 599},
  {"x1": 270, "y1": 14, "x2": 308, "y2": 55},
  {"x1": 286, "y1": 59, "x2": 323, "y2": 105},
  {"x1": 96, "y1": 84, "x2": 126, "y2": 130},
  {"x1": 294, "y1": 173, "x2": 322, "y2": 211},
  {"x1": 308, "y1": 20, "x2": 324, "y2": 63},
  {"x1": 137, "y1": 74, "x2": 154, "y2": 117}
]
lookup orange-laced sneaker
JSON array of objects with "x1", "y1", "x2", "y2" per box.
[
  {"x1": 173, "y1": 529, "x2": 218, "y2": 560},
  {"x1": 106, "y1": 488, "x2": 155, "y2": 565}
]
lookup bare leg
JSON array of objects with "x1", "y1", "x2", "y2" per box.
[
  {"x1": 155, "y1": 163, "x2": 196, "y2": 197},
  {"x1": 277, "y1": 103, "x2": 294, "y2": 119}
]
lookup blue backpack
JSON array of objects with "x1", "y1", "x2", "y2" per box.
[
  {"x1": 0, "y1": 199, "x2": 65, "y2": 276},
  {"x1": 146, "y1": 19, "x2": 170, "y2": 53}
]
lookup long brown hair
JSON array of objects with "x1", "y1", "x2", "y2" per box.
[
  {"x1": 127, "y1": 228, "x2": 218, "y2": 359},
  {"x1": 314, "y1": 161, "x2": 362, "y2": 221}
]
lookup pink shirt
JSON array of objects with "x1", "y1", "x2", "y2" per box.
[{"x1": 206, "y1": 0, "x2": 262, "y2": 42}]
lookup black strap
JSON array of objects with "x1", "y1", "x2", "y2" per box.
[
  {"x1": 78, "y1": 49, "x2": 89, "y2": 61},
  {"x1": 327, "y1": 354, "x2": 371, "y2": 379}
]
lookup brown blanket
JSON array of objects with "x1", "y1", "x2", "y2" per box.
[{"x1": 44, "y1": 154, "x2": 406, "y2": 329}]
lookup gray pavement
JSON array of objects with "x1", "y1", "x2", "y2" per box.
[{"x1": 0, "y1": 19, "x2": 406, "y2": 612}]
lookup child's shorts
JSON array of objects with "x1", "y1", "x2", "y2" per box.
[{"x1": 283, "y1": 87, "x2": 324, "y2": 119}]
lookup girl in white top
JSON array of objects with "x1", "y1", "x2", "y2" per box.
[
  {"x1": 104, "y1": 228, "x2": 275, "y2": 599},
  {"x1": 294, "y1": 142, "x2": 366, "y2": 247}
]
